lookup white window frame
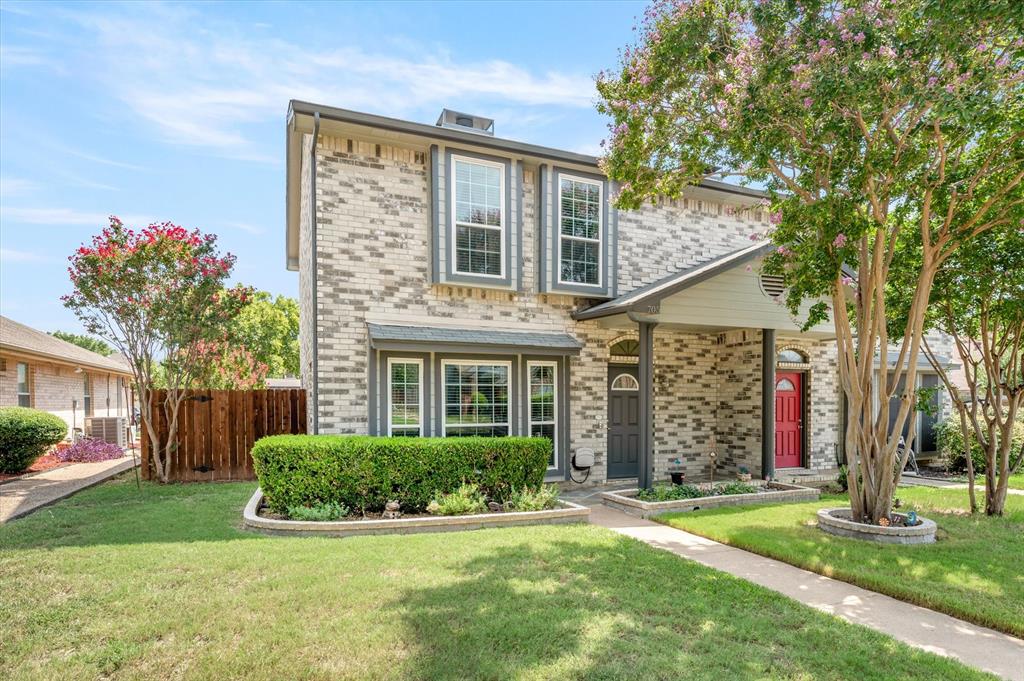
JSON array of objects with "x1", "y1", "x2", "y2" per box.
[
  {"x1": 387, "y1": 357, "x2": 424, "y2": 437},
  {"x1": 450, "y1": 155, "x2": 506, "y2": 279},
  {"x1": 83, "y1": 373, "x2": 93, "y2": 416},
  {"x1": 441, "y1": 359, "x2": 513, "y2": 437},
  {"x1": 527, "y1": 360, "x2": 558, "y2": 469},
  {"x1": 16, "y1": 362, "x2": 31, "y2": 407},
  {"x1": 557, "y1": 174, "x2": 603, "y2": 288}
]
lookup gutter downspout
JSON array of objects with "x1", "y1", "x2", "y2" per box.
[{"x1": 311, "y1": 112, "x2": 320, "y2": 434}]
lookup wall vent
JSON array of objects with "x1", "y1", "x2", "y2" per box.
[
  {"x1": 759, "y1": 273, "x2": 786, "y2": 299},
  {"x1": 436, "y1": 109, "x2": 495, "y2": 136}
]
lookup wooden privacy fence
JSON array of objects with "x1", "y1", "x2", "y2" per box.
[{"x1": 141, "y1": 388, "x2": 306, "y2": 482}]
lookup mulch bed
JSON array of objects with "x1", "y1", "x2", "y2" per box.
[{"x1": 0, "y1": 455, "x2": 73, "y2": 484}]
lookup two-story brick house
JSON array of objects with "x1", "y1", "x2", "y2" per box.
[{"x1": 285, "y1": 101, "x2": 948, "y2": 486}]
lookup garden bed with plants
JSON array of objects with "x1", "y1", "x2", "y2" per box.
[
  {"x1": 244, "y1": 434, "x2": 589, "y2": 537},
  {"x1": 601, "y1": 480, "x2": 820, "y2": 519}
]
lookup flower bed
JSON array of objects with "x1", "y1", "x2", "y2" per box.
[
  {"x1": 242, "y1": 488, "x2": 590, "y2": 537},
  {"x1": 816, "y1": 508, "x2": 937, "y2": 544},
  {"x1": 601, "y1": 481, "x2": 820, "y2": 519}
]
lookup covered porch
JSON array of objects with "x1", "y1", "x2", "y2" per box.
[{"x1": 573, "y1": 244, "x2": 839, "y2": 488}]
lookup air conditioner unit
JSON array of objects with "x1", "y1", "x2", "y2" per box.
[{"x1": 85, "y1": 417, "x2": 127, "y2": 449}]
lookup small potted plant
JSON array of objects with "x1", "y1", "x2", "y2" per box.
[
  {"x1": 737, "y1": 466, "x2": 751, "y2": 482},
  {"x1": 667, "y1": 457, "x2": 685, "y2": 485}
]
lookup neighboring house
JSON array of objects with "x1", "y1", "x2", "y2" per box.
[
  {"x1": 0, "y1": 316, "x2": 133, "y2": 439},
  {"x1": 284, "y1": 101, "x2": 952, "y2": 485}
]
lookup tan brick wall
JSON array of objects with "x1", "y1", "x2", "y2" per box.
[
  {"x1": 299, "y1": 131, "x2": 853, "y2": 483},
  {"x1": 0, "y1": 353, "x2": 130, "y2": 439}
]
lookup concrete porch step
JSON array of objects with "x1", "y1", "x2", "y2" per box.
[{"x1": 774, "y1": 468, "x2": 840, "y2": 486}]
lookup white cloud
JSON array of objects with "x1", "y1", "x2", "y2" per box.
[
  {"x1": 0, "y1": 176, "x2": 38, "y2": 199},
  {"x1": 222, "y1": 221, "x2": 265, "y2": 235},
  {"x1": 0, "y1": 247, "x2": 51, "y2": 263},
  {"x1": 51, "y1": 4, "x2": 596, "y2": 160},
  {"x1": 43, "y1": 141, "x2": 146, "y2": 171},
  {"x1": 1, "y1": 206, "x2": 150, "y2": 226}
]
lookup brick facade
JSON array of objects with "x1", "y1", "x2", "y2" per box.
[
  {"x1": 0, "y1": 353, "x2": 130, "y2": 439},
  {"x1": 297, "y1": 128, "x2": 945, "y2": 484}
]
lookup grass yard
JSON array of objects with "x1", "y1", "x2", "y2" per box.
[
  {"x1": 0, "y1": 476, "x2": 993, "y2": 681},
  {"x1": 658, "y1": 486, "x2": 1024, "y2": 637}
]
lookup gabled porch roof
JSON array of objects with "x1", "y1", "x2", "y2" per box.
[{"x1": 572, "y1": 243, "x2": 834, "y2": 339}]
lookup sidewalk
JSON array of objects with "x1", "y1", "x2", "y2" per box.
[
  {"x1": 0, "y1": 456, "x2": 139, "y2": 523},
  {"x1": 584, "y1": 500, "x2": 1024, "y2": 681},
  {"x1": 901, "y1": 473, "x2": 1024, "y2": 495}
]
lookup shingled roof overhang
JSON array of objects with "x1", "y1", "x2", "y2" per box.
[{"x1": 367, "y1": 323, "x2": 582, "y2": 356}]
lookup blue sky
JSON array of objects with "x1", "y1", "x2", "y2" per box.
[{"x1": 0, "y1": 0, "x2": 643, "y2": 334}]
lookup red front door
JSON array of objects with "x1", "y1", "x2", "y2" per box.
[{"x1": 775, "y1": 371, "x2": 803, "y2": 468}]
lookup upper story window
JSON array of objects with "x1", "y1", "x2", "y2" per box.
[
  {"x1": 558, "y1": 176, "x2": 602, "y2": 286},
  {"x1": 16, "y1": 362, "x2": 31, "y2": 407},
  {"x1": 452, "y1": 157, "x2": 504, "y2": 278}
]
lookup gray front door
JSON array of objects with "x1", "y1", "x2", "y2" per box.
[{"x1": 607, "y1": 366, "x2": 640, "y2": 479}]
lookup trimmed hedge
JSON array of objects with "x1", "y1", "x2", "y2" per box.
[
  {"x1": 251, "y1": 435, "x2": 551, "y2": 513},
  {"x1": 0, "y1": 407, "x2": 68, "y2": 473}
]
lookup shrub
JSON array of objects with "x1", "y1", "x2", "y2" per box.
[
  {"x1": 505, "y1": 485, "x2": 560, "y2": 511},
  {"x1": 637, "y1": 483, "x2": 703, "y2": 502},
  {"x1": 0, "y1": 407, "x2": 67, "y2": 473},
  {"x1": 286, "y1": 501, "x2": 349, "y2": 521},
  {"x1": 427, "y1": 483, "x2": 487, "y2": 516},
  {"x1": 716, "y1": 481, "x2": 759, "y2": 495},
  {"x1": 936, "y1": 418, "x2": 1024, "y2": 474},
  {"x1": 251, "y1": 435, "x2": 551, "y2": 514},
  {"x1": 54, "y1": 437, "x2": 123, "y2": 463}
]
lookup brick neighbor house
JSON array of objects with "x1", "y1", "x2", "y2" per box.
[
  {"x1": 0, "y1": 315, "x2": 133, "y2": 440},
  {"x1": 284, "y1": 102, "x2": 952, "y2": 486}
]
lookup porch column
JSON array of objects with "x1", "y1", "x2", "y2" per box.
[
  {"x1": 761, "y1": 328, "x2": 776, "y2": 480},
  {"x1": 638, "y1": 321, "x2": 657, "y2": 490}
]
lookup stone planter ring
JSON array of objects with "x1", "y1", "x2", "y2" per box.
[{"x1": 817, "y1": 508, "x2": 937, "y2": 545}]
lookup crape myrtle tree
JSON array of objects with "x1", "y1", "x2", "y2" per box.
[
  {"x1": 596, "y1": 0, "x2": 1024, "y2": 522},
  {"x1": 895, "y1": 224, "x2": 1024, "y2": 516},
  {"x1": 63, "y1": 218, "x2": 249, "y2": 482}
]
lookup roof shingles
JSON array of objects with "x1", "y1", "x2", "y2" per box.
[{"x1": 0, "y1": 316, "x2": 132, "y2": 374}]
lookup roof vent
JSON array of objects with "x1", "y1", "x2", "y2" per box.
[
  {"x1": 759, "y1": 273, "x2": 786, "y2": 299},
  {"x1": 436, "y1": 109, "x2": 495, "y2": 136}
]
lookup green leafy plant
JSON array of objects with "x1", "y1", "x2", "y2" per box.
[
  {"x1": 286, "y1": 501, "x2": 349, "y2": 521},
  {"x1": 505, "y1": 485, "x2": 560, "y2": 512},
  {"x1": 637, "y1": 484, "x2": 704, "y2": 502},
  {"x1": 836, "y1": 464, "x2": 850, "y2": 493},
  {"x1": 427, "y1": 483, "x2": 487, "y2": 516},
  {"x1": 0, "y1": 407, "x2": 67, "y2": 473},
  {"x1": 716, "y1": 481, "x2": 759, "y2": 496},
  {"x1": 252, "y1": 435, "x2": 550, "y2": 514},
  {"x1": 936, "y1": 418, "x2": 1024, "y2": 476}
]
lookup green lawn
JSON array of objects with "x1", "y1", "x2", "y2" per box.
[
  {"x1": 657, "y1": 486, "x2": 1024, "y2": 637},
  {"x1": 0, "y1": 476, "x2": 991, "y2": 680}
]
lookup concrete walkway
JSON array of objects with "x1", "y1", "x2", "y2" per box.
[
  {"x1": 901, "y1": 473, "x2": 1024, "y2": 495},
  {"x1": 583, "y1": 500, "x2": 1024, "y2": 681},
  {"x1": 0, "y1": 455, "x2": 139, "y2": 523}
]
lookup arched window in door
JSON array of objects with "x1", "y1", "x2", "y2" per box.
[
  {"x1": 775, "y1": 377, "x2": 796, "y2": 391},
  {"x1": 611, "y1": 374, "x2": 640, "y2": 391}
]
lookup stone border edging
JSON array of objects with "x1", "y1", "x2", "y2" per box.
[
  {"x1": 600, "y1": 481, "x2": 820, "y2": 519},
  {"x1": 242, "y1": 488, "x2": 591, "y2": 537},
  {"x1": 817, "y1": 507, "x2": 937, "y2": 544}
]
